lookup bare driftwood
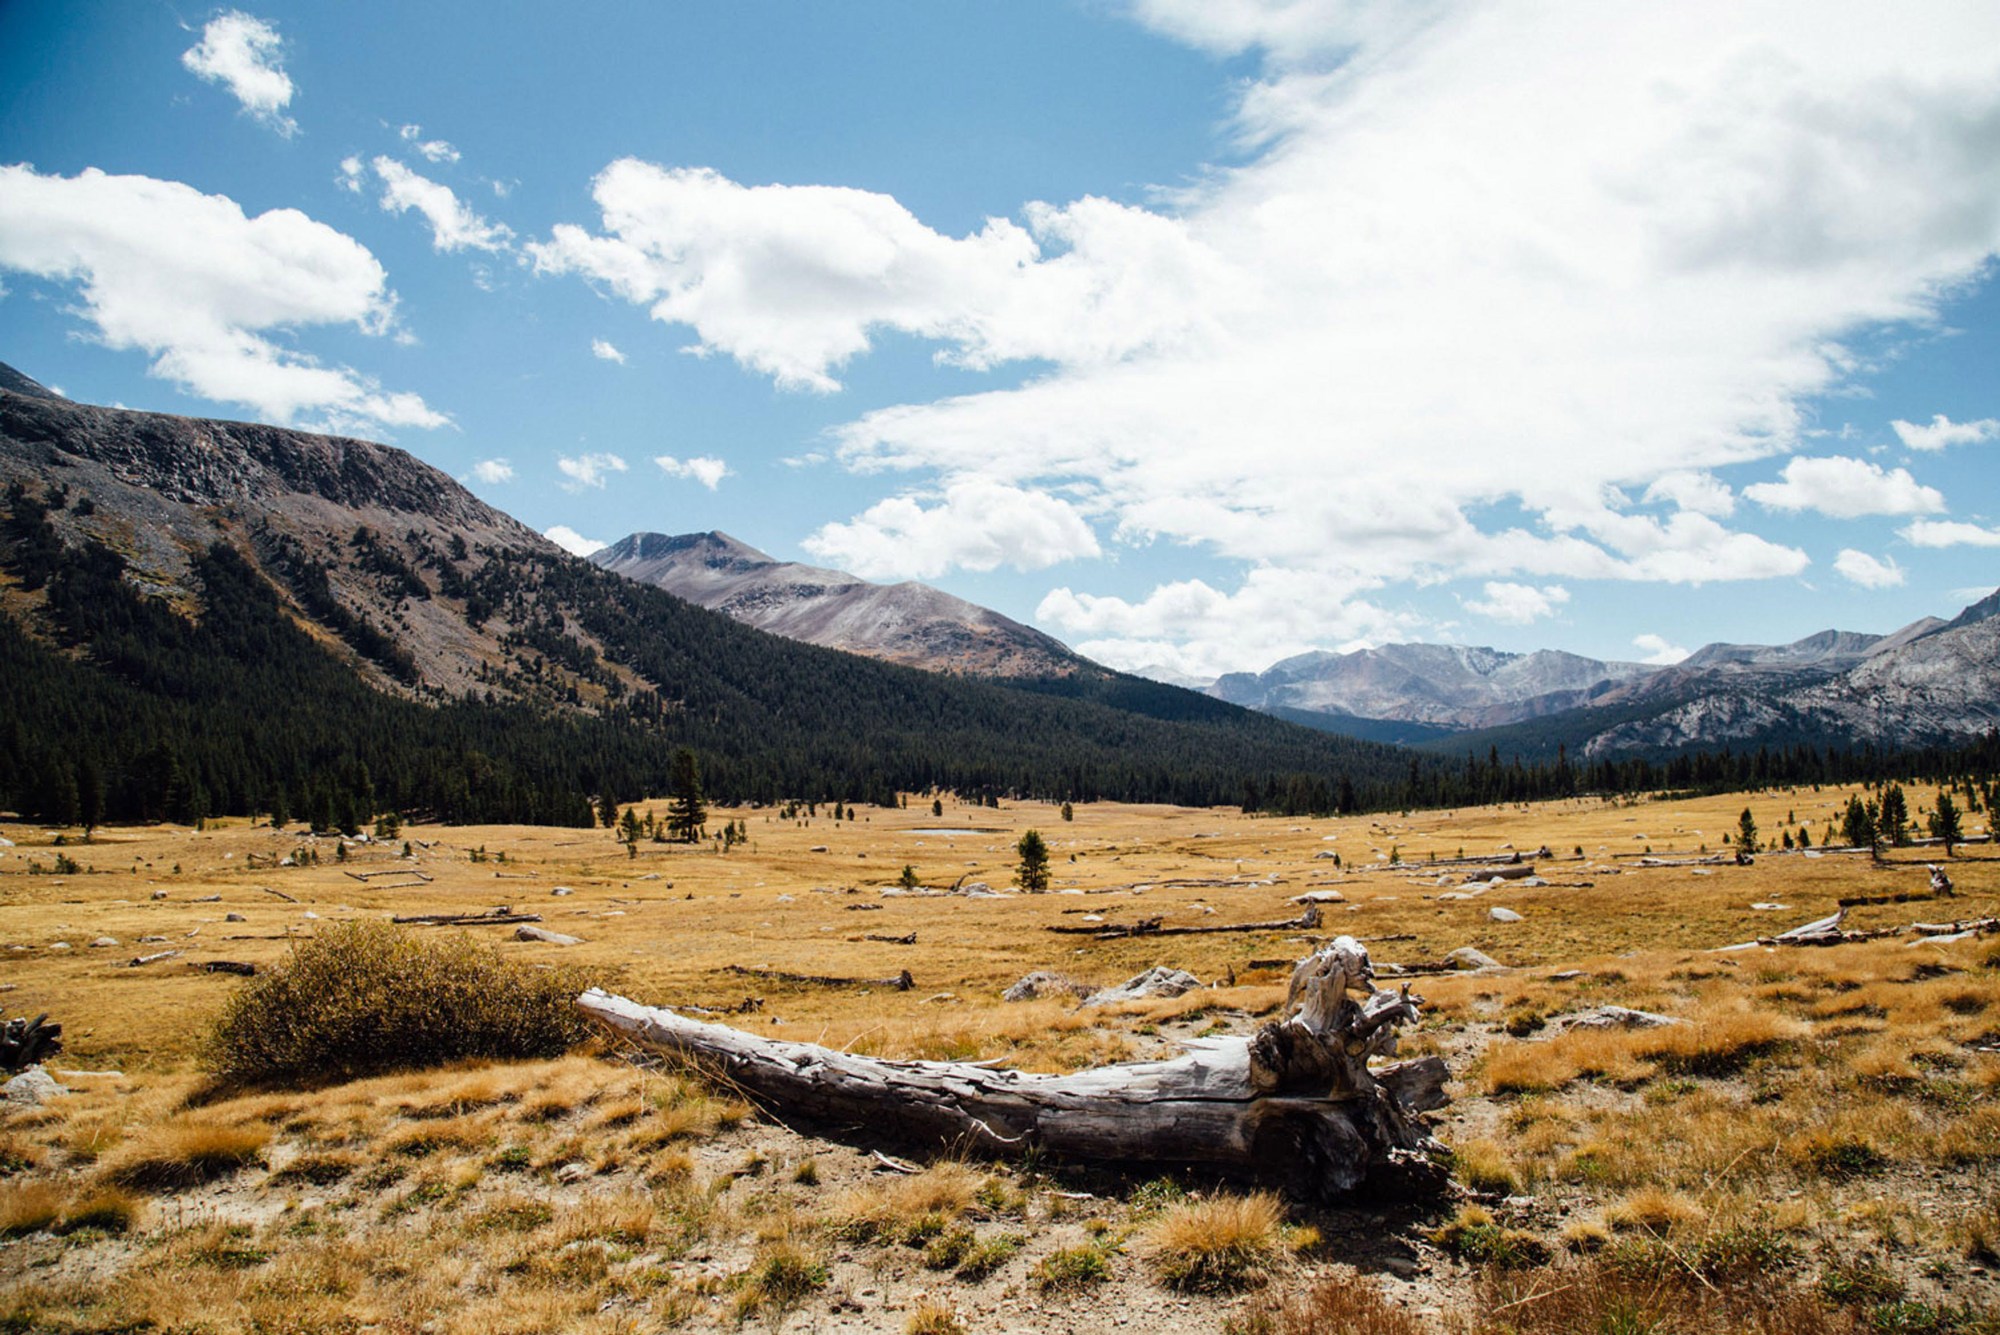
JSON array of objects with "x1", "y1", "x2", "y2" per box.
[
  {"x1": 260, "y1": 886, "x2": 300, "y2": 903},
  {"x1": 863, "y1": 932, "x2": 918, "y2": 945},
  {"x1": 1911, "y1": 917, "x2": 2000, "y2": 936},
  {"x1": 1, "y1": 1015, "x2": 62, "y2": 1071},
  {"x1": 722, "y1": 964, "x2": 914, "y2": 991},
  {"x1": 391, "y1": 908, "x2": 543, "y2": 926},
  {"x1": 345, "y1": 869, "x2": 434, "y2": 883},
  {"x1": 1048, "y1": 904, "x2": 1322, "y2": 940},
  {"x1": 582, "y1": 939, "x2": 1448, "y2": 1200},
  {"x1": 196, "y1": 961, "x2": 257, "y2": 976},
  {"x1": 128, "y1": 949, "x2": 183, "y2": 967}
]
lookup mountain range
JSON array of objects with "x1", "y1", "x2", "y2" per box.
[
  {"x1": 0, "y1": 361, "x2": 1412, "y2": 826},
  {"x1": 1209, "y1": 601, "x2": 2000, "y2": 760},
  {"x1": 592, "y1": 531, "x2": 1090, "y2": 679}
]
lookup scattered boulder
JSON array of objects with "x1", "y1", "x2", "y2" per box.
[
  {"x1": 1082, "y1": 966, "x2": 1201, "y2": 1006},
  {"x1": 1445, "y1": 947, "x2": 1500, "y2": 971},
  {"x1": 1291, "y1": 890, "x2": 1346, "y2": 904},
  {"x1": 89, "y1": 936, "x2": 119, "y2": 948},
  {"x1": 1, "y1": 1066, "x2": 68, "y2": 1106},
  {"x1": 1488, "y1": 907, "x2": 1523, "y2": 923},
  {"x1": 1561, "y1": 1006, "x2": 1682, "y2": 1031},
  {"x1": 552, "y1": 886, "x2": 574, "y2": 897},
  {"x1": 515, "y1": 926, "x2": 582, "y2": 946},
  {"x1": 224, "y1": 912, "x2": 247, "y2": 923},
  {"x1": 1002, "y1": 970, "x2": 1092, "y2": 1003},
  {"x1": 150, "y1": 889, "x2": 168, "y2": 900}
]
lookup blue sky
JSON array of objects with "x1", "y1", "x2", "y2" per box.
[{"x1": 3, "y1": 2, "x2": 1997, "y2": 683}]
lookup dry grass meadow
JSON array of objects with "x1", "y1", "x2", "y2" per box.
[{"x1": 3, "y1": 785, "x2": 1997, "y2": 1332}]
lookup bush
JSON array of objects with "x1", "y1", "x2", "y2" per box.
[{"x1": 204, "y1": 921, "x2": 594, "y2": 1085}]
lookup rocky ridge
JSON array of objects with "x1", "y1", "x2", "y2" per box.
[{"x1": 592, "y1": 530, "x2": 1095, "y2": 678}]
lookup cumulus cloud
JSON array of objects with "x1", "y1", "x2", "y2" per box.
[
  {"x1": 1744, "y1": 455, "x2": 1946, "y2": 517},
  {"x1": 529, "y1": 162, "x2": 1227, "y2": 392},
  {"x1": 398, "y1": 124, "x2": 460, "y2": 164},
  {"x1": 1641, "y1": 470, "x2": 1736, "y2": 517},
  {"x1": 469, "y1": 458, "x2": 513, "y2": 484},
  {"x1": 1833, "y1": 548, "x2": 1905, "y2": 588},
  {"x1": 1891, "y1": 413, "x2": 2000, "y2": 451},
  {"x1": 369, "y1": 158, "x2": 513, "y2": 253},
  {"x1": 539, "y1": 5, "x2": 2000, "y2": 671},
  {"x1": 0, "y1": 166, "x2": 443, "y2": 431},
  {"x1": 556, "y1": 452, "x2": 626, "y2": 491},
  {"x1": 1463, "y1": 581, "x2": 1570, "y2": 624},
  {"x1": 1900, "y1": 518, "x2": 2000, "y2": 548},
  {"x1": 591, "y1": 338, "x2": 626, "y2": 364},
  {"x1": 544, "y1": 525, "x2": 604, "y2": 557},
  {"x1": 181, "y1": 11, "x2": 296, "y2": 135},
  {"x1": 805, "y1": 480, "x2": 1102, "y2": 580},
  {"x1": 1037, "y1": 566, "x2": 1419, "y2": 680},
  {"x1": 1632, "y1": 633, "x2": 1691, "y2": 665},
  {"x1": 653, "y1": 455, "x2": 729, "y2": 490}
]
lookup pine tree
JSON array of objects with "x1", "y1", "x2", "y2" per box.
[
  {"x1": 1736, "y1": 807, "x2": 1758, "y2": 857},
  {"x1": 1060, "y1": 801, "x2": 1074, "y2": 822},
  {"x1": 931, "y1": 797, "x2": 943, "y2": 818},
  {"x1": 1929, "y1": 791, "x2": 1964, "y2": 856},
  {"x1": 619, "y1": 806, "x2": 643, "y2": 846},
  {"x1": 1879, "y1": 784, "x2": 1911, "y2": 847},
  {"x1": 1016, "y1": 829, "x2": 1051, "y2": 892},
  {"x1": 666, "y1": 749, "x2": 707, "y2": 843}
]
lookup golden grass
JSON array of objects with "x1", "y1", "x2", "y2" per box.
[
  {"x1": 1142, "y1": 1191, "x2": 1289, "y2": 1292},
  {"x1": 101, "y1": 1118, "x2": 272, "y2": 1190},
  {"x1": 0, "y1": 1179, "x2": 63, "y2": 1235},
  {"x1": 905, "y1": 1296, "x2": 968, "y2": 1335},
  {"x1": 832, "y1": 1160, "x2": 986, "y2": 1241}
]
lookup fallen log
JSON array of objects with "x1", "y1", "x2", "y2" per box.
[
  {"x1": 391, "y1": 909, "x2": 543, "y2": 926},
  {"x1": 344, "y1": 869, "x2": 435, "y2": 882},
  {"x1": 128, "y1": 950, "x2": 182, "y2": 967},
  {"x1": 1839, "y1": 890, "x2": 1937, "y2": 908},
  {"x1": 863, "y1": 932, "x2": 918, "y2": 945},
  {"x1": 1048, "y1": 905, "x2": 1323, "y2": 941},
  {"x1": 1910, "y1": 917, "x2": 2000, "y2": 936},
  {"x1": 582, "y1": 938, "x2": 1449, "y2": 1201},
  {"x1": 196, "y1": 961, "x2": 256, "y2": 976},
  {"x1": 260, "y1": 886, "x2": 300, "y2": 904},
  {"x1": 722, "y1": 964, "x2": 914, "y2": 991}
]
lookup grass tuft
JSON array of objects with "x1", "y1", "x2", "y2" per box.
[
  {"x1": 1034, "y1": 1243, "x2": 1113, "y2": 1292},
  {"x1": 102, "y1": 1119, "x2": 271, "y2": 1191},
  {"x1": 1143, "y1": 1192, "x2": 1288, "y2": 1293}
]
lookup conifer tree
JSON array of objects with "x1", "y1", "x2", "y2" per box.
[
  {"x1": 1016, "y1": 829, "x2": 1051, "y2": 892},
  {"x1": 666, "y1": 749, "x2": 707, "y2": 843}
]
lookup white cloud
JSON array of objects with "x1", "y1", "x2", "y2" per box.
[
  {"x1": 529, "y1": 163, "x2": 1226, "y2": 392},
  {"x1": 398, "y1": 124, "x2": 460, "y2": 164},
  {"x1": 544, "y1": 525, "x2": 604, "y2": 557},
  {"x1": 1891, "y1": 413, "x2": 2000, "y2": 451},
  {"x1": 1037, "y1": 566, "x2": 1419, "y2": 680},
  {"x1": 805, "y1": 480, "x2": 1102, "y2": 580},
  {"x1": 370, "y1": 158, "x2": 512, "y2": 253},
  {"x1": 1744, "y1": 455, "x2": 1946, "y2": 517},
  {"x1": 653, "y1": 455, "x2": 729, "y2": 490},
  {"x1": 181, "y1": 11, "x2": 296, "y2": 136},
  {"x1": 556, "y1": 452, "x2": 627, "y2": 491},
  {"x1": 336, "y1": 156, "x2": 365, "y2": 194},
  {"x1": 0, "y1": 166, "x2": 443, "y2": 431},
  {"x1": 469, "y1": 458, "x2": 513, "y2": 484},
  {"x1": 591, "y1": 338, "x2": 627, "y2": 364},
  {"x1": 540, "y1": 5, "x2": 2000, "y2": 672},
  {"x1": 1641, "y1": 470, "x2": 1736, "y2": 518},
  {"x1": 1833, "y1": 548, "x2": 1905, "y2": 588},
  {"x1": 1632, "y1": 633, "x2": 1691, "y2": 665},
  {"x1": 1463, "y1": 581, "x2": 1570, "y2": 624},
  {"x1": 1900, "y1": 518, "x2": 2000, "y2": 548}
]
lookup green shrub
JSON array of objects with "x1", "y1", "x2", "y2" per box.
[{"x1": 204, "y1": 922, "x2": 594, "y2": 1085}]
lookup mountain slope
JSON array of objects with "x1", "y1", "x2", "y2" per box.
[
  {"x1": 592, "y1": 531, "x2": 1093, "y2": 678},
  {"x1": 0, "y1": 365, "x2": 1416, "y2": 824}
]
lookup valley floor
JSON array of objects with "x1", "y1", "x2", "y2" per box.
[{"x1": 3, "y1": 789, "x2": 1997, "y2": 1331}]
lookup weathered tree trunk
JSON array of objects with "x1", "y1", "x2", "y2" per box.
[{"x1": 578, "y1": 938, "x2": 1448, "y2": 1200}]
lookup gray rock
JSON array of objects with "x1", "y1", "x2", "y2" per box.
[
  {"x1": 1002, "y1": 970, "x2": 1092, "y2": 1003},
  {"x1": 1445, "y1": 947, "x2": 1500, "y2": 970},
  {"x1": 89, "y1": 936, "x2": 119, "y2": 948},
  {"x1": 1562, "y1": 1006, "x2": 1683, "y2": 1031},
  {"x1": 1083, "y1": 966, "x2": 1201, "y2": 1006},
  {"x1": 2, "y1": 1066, "x2": 68, "y2": 1106},
  {"x1": 551, "y1": 886, "x2": 574, "y2": 896},
  {"x1": 224, "y1": 912, "x2": 247, "y2": 922},
  {"x1": 1488, "y1": 907, "x2": 1523, "y2": 923},
  {"x1": 515, "y1": 926, "x2": 582, "y2": 946}
]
